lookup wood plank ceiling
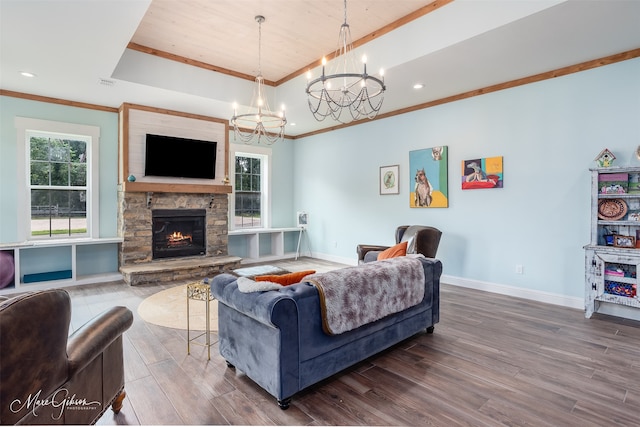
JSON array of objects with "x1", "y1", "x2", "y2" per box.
[{"x1": 129, "y1": 0, "x2": 440, "y2": 83}]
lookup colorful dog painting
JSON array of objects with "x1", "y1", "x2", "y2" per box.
[
  {"x1": 409, "y1": 146, "x2": 448, "y2": 208},
  {"x1": 461, "y1": 156, "x2": 503, "y2": 190}
]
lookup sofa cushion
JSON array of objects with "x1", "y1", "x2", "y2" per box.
[
  {"x1": 237, "y1": 277, "x2": 283, "y2": 293},
  {"x1": 255, "y1": 270, "x2": 316, "y2": 286},
  {"x1": 377, "y1": 241, "x2": 407, "y2": 260}
]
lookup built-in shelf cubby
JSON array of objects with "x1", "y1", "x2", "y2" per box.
[
  {"x1": 0, "y1": 238, "x2": 123, "y2": 295},
  {"x1": 228, "y1": 228, "x2": 303, "y2": 264}
]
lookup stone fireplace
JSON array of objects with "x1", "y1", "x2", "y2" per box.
[
  {"x1": 117, "y1": 190, "x2": 240, "y2": 285},
  {"x1": 116, "y1": 104, "x2": 240, "y2": 285}
]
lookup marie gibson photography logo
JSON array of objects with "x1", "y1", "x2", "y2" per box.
[{"x1": 10, "y1": 388, "x2": 101, "y2": 421}]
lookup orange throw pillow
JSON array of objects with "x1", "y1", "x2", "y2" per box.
[
  {"x1": 377, "y1": 241, "x2": 408, "y2": 261},
  {"x1": 255, "y1": 270, "x2": 316, "y2": 286}
]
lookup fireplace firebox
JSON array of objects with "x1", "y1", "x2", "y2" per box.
[{"x1": 152, "y1": 209, "x2": 206, "y2": 259}]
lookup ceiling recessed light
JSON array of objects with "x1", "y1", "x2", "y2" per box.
[
  {"x1": 20, "y1": 71, "x2": 36, "y2": 78},
  {"x1": 413, "y1": 83, "x2": 424, "y2": 90}
]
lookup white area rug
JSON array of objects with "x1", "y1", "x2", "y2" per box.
[{"x1": 138, "y1": 284, "x2": 218, "y2": 331}]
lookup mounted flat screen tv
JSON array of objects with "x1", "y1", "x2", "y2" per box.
[{"x1": 145, "y1": 134, "x2": 217, "y2": 179}]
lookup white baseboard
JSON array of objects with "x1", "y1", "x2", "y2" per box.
[
  {"x1": 311, "y1": 252, "x2": 358, "y2": 267},
  {"x1": 443, "y1": 274, "x2": 584, "y2": 310},
  {"x1": 312, "y1": 253, "x2": 584, "y2": 311}
]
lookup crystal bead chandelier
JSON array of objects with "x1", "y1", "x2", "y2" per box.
[
  {"x1": 231, "y1": 16, "x2": 286, "y2": 145},
  {"x1": 305, "y1": 0, "x2": 386, "y2": 123}
]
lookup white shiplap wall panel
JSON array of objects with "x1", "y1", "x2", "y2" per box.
[{"x1": 128, "y1": 108, "x2": 226, "y2": 185}]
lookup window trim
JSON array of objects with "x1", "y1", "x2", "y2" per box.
[
  {"x1": 15, "y1": 117, "x2": 100, "y2": 241},
  {"x1": 229, "y1": 144, "x2": 272, "y2": 231}
]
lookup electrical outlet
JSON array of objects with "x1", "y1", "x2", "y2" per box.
[{"x1": 515, "y1": 264, "x2": 523, "y2": 274}]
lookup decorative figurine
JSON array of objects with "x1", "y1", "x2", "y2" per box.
[
  {"x1": 127, "y1": 174, "x2": 136, "y2": 182},
  {"x1": 594, "y1": 148, "x2": 616, "y2": 167}
]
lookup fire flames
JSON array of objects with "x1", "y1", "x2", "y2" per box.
[{"x1": 166, "y1": 231, "x2": 193, "y2": 247}]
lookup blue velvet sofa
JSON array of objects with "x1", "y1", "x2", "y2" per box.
[{"x1": 210, "y1": 256, "x2": 442, "y2": 409}]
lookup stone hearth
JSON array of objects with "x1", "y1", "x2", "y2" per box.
[{"x1": 117, "y1": 188, "x2": 240, "y2": 285}]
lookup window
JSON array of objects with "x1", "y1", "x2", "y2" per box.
[
  {"x1": 230, "y1": 146, "x2": 271, "y2": 230},
  {"x1": 28, "y1": 132, "x2": 89, "y2": 237},
  {"x1": 15, "y1": 118, "x2": 100, "y2": 240},
  {"x1": 234, "y1": 154, "x2": 262, "y2": 228}
]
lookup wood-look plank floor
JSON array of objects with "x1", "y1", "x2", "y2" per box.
[{"x1": 62, "y1": 257, "x2": 640, "y2": 426}]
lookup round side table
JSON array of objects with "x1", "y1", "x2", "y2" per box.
[{"x1": 186, "y1": 280, "x2": 215, "y2": 360}]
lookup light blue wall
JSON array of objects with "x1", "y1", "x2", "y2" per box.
[
  {"x1": 292, "y1": 57, "x2": 640, "y2": 299},
  {"x1": 268, "y1": 137, "x2": 295, "y2": 227},
  {"x1": 0, "y1": 96, "x2": 119, "y2": 242},
  {"x1": 2, "y1": 58, "x2": 639, "y2": 301}
]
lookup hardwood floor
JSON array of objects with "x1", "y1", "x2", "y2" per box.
[{"x1": 63, "y1": 257, "x2": 640, "y2": 426}]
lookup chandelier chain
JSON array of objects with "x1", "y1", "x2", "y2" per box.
[
  {"x1": 342, "y1": 0, "x2": 347, "y2": 25},
  {"x1": 257, "y1": 15, "x2": 263, "y2": 78}
]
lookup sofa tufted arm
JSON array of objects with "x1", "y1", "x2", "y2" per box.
[
  {"x1": 211, "y1": 273, "x2": 320, "y2": 326},
  {"x1": 67, "y1": 306, "x2": 134, "y2": 376}
]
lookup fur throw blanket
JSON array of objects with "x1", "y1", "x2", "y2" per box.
[{"x1": 305, "y1": 257, "x2": 425, "y2": 335}]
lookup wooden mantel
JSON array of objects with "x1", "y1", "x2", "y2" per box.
[
  {"x1": 118, "y1": 103, "x2": 231, "y2": 194},
  {"x1": 120, "y1": 181, "x2": 232, "y2": 194}
]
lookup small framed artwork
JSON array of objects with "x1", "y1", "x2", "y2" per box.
[
  {"x1": 380, "y1": 165, "x2": 399, "y2": 195},
  {"x1": 461, "y1": 156, "x2": 503, "y2": 190},
  {"x1": 613, "y1": 235, "x2": 636, "y2": 248},
  {"x1": 297, "y1": 211, "x2": 308, "y2": 228}
]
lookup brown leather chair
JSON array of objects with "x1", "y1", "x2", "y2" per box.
[
  {"x1": 357, "y1": 225, "x2": 442, "y2": 264},
  {"x1": 0, "y1": 289, "x2": 133, "y2": 425}
]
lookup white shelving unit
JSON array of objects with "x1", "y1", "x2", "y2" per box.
[
  {"x1": 228, "y1": 228, "x2": 302, "y2": 264},
  {"x1": 584, "y1": 166, "x2": 640, "y2": 320},
  {"x1": 0, "y1": 237, "x2": 123, "y2": 295}
]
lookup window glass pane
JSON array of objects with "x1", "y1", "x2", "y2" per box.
[
  {"x1": 30, "y1": 137, "x2": 49, "y2": 161},
  {"x1": 251, "y1": 158, "x2": 260, "y2": 174},
  {"x1": 70, "y1": 163, "x2": 86, "y2": 186},
  {"x1": 30, "y1": 161, "x2": 50, "y2": 185},
  {"x1": 49, "y1": 139, "x2": 69, "y2": 162},
  {"x1": 49, "y1": 189, "x2": 70, "y2": 216},
  {"x1": 69, "y1": 140, "x2": 87, "y2": 163},
  {"x1": 50, "y1": 162, "x2": 70, "y2": 186},
  {"x1": 69, "y1": 190, "x2": 87, "y2": 235},
  {"x1": 235, "y1": 157, "x2": 246, "y2": 173},
  {"x1": 31, "y1": 189, "x2": 53, "y2": 216}
]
